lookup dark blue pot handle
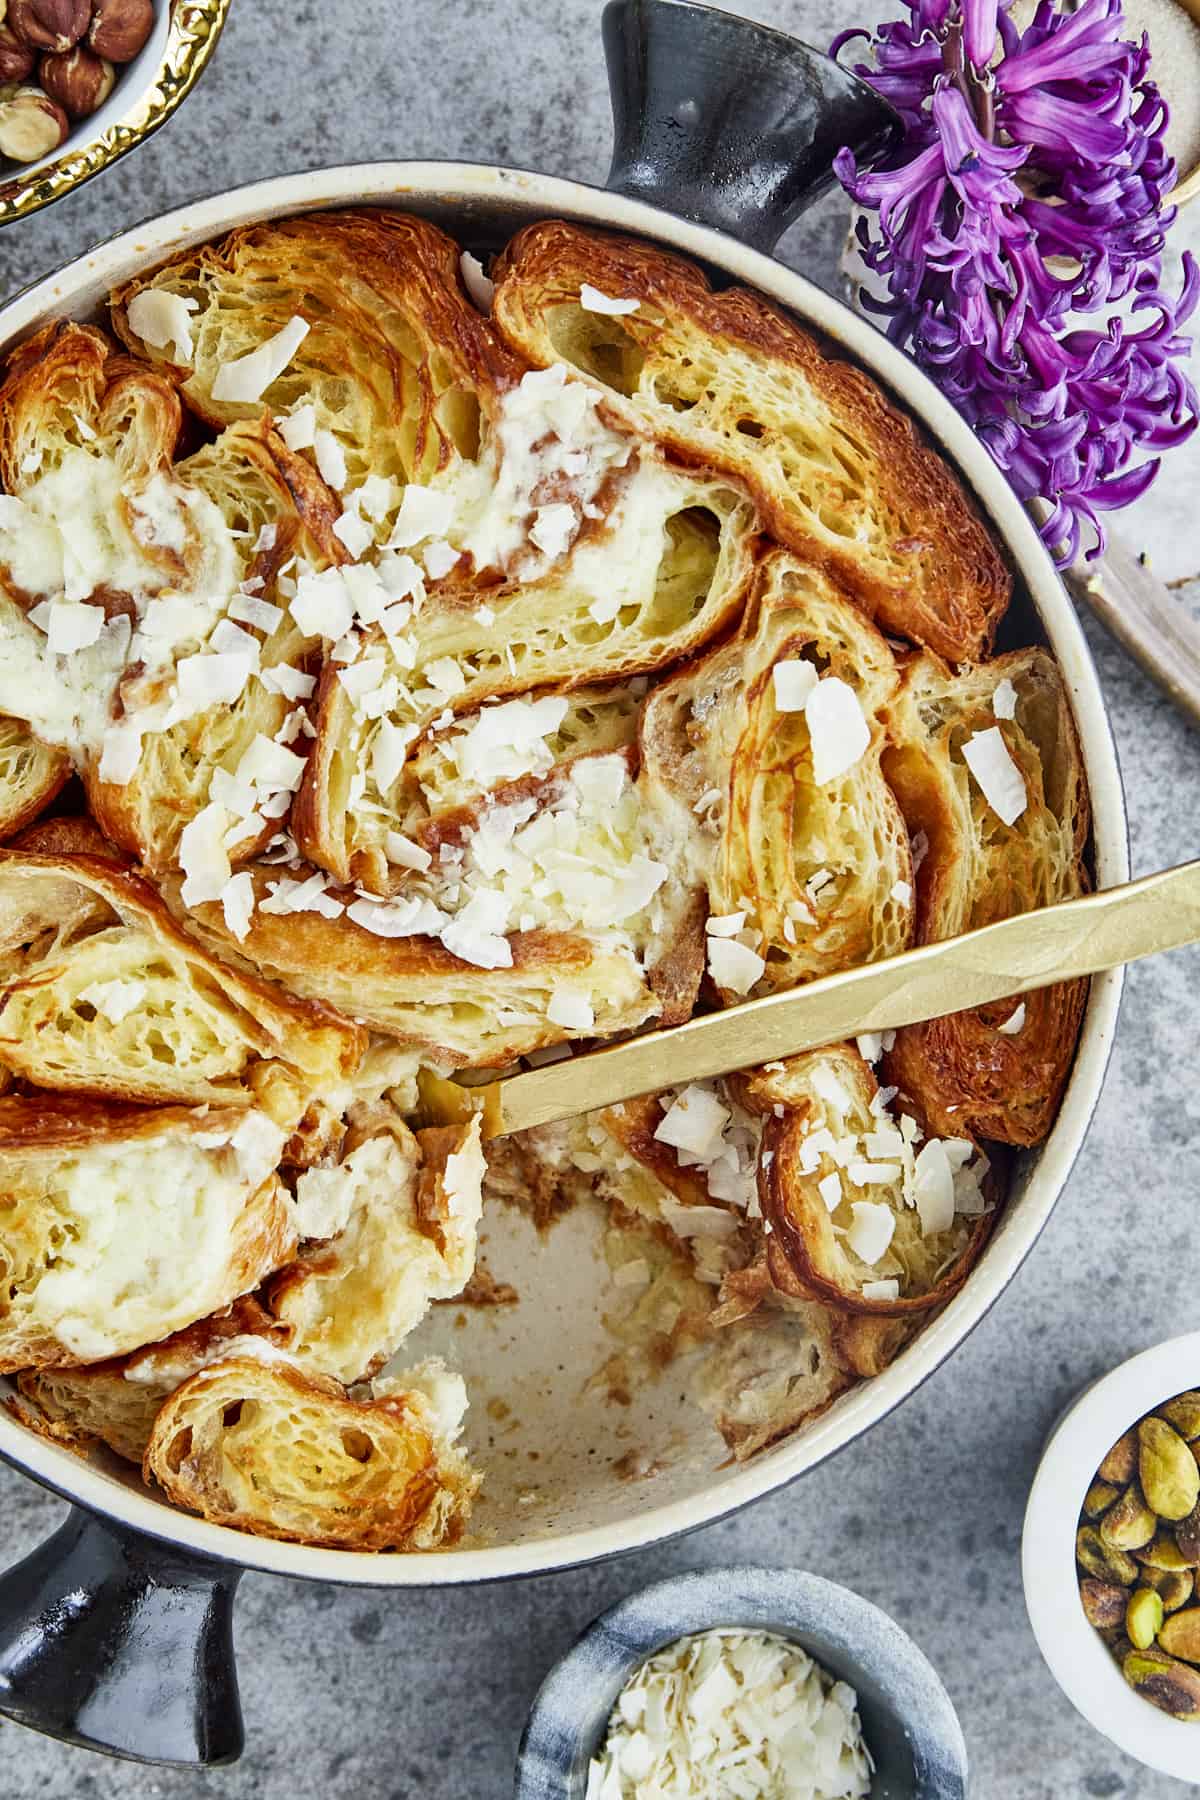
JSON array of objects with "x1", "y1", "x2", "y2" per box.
[
  {"x1": 0, "y1": 1505, "x2": 243, "y2": 1766},
  {"x1": 602, "y1": 0, "x2": 899, "y2": 254}
]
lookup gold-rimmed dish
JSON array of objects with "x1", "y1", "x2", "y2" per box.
[{"x1": 0, "y1": 0, "x2": 230, "y2": 227}]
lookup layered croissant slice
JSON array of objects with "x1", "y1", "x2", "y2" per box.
[
  {"x1": 111, "y1": 210, "x2": 524, "y2": 492},
  {"x1": 144, "y1": 1353, "x2": 478, "y2": 1552},
  {"x1": 0, "y1": 716, "x2": 68, "y2": 841},
  {"x1": 881, "y1": 647, "x2": 1090, "y2": 1144},
  {"x1": 0, "y1": 845, "x2": 363, "y2": 1102},
  {"x1": 296, "y1": 464, "x2": 757, "y2": 889},
  {"x1": 0, "y1": 1097, "x2": 294, "y2": 1372},
  {"x1": 491, "y1": 220, "x2": 1010, "y2": 663},
  {"x1": 641, "y1": 552, "x2": 914, "y2": 997},
  {"x1": 0, "y1": 321, "x2": 350, "y2": 873}
]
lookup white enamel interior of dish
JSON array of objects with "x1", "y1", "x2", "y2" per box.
[
  {"x1": 1023, "y1": 1334, "x2": 1200, "y2": 1783},
  {"x1": 0, "y1": 163, "x2": 1128, "y2": 1585},
  {"x1": 16, "y1": 4, "x2": 173, "y2": 180}
]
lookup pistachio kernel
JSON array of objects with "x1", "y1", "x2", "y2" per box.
[
  {"x1": 1098, "y1": 1428, "x2": 1138, "y2": 1487},
  {"x1": 1126, "y1": 1587, "x2": 1165, "y2": 1651},
  {"x1": 1100, "y1": 1483, "x2": 1158, "y2": 1552},
  {"x1": 1161, "y1": 1392, "x2": 1200, "y2": 1443},
  {"x1": 1083, "y1": 1478, "x2": 1122, "y2": 1519},
  {"x1": 1122, "y1": 1646, "x2": 1200, "y2": 1720},
  {"x1": 1080, "y1": 1579, "x2": 1128, "y2": 1630},
  {"x1": 1139, "y1": 1416, "x2": 1200, "y2": 1522},
  {"x1": 1159, "y1": 1607, "x2": 1200, "y2": 1666}
]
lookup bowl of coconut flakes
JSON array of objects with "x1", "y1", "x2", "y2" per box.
[{"x1": 514, "y1": 1566, "x2": 967, "y2": 1798}]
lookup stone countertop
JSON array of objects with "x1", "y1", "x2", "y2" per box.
[{"x1": 1, "y1": 3, "x2": 1199, "y2": 1795}]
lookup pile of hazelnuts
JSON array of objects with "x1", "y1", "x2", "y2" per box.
[{"x1": 0, "y1": 0, "x2": 154, "y2": 164}]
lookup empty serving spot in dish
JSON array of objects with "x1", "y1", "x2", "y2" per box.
[{"x1": 0, "y1": 208, "x2": 1090, "y2": 1549}]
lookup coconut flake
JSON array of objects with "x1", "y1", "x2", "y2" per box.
[
  {"x1": 818, "y1": 1171, "x2": 843, "y2": 1213},
  {"x1": 707, "y1": 936, "x2": 765, "y2": 995},
  {"x1": 546, "y1": 991, "x2": 595, "y2": 1032},
  {"x1": 862, "y1": 1278, "x2": 900, "y2": 1302},
  {"x1": 313, "y1": 429, "x2": 348, "y2": 491},
  {"x1": 423, "y1": 538, "x2": 461, "y2": 579},
  {"x1": 962, "y1": 726, "x2": 1027, "y2": 825},
  {"x1": 654, "y1": 1085, "x2": 730, "y2": 1161},
  {"x1": 221, "y1": 870, "x2": 256, "y2": 941},
  {"x1": 705, "y1": 911, "x2": 747, "y2": 938},
  {"x1": 913, "y1": 1138, "x2": 956, "y2": 1236},
  {"x1": 993, "y1": 676, "x2": 1018, "y2": 720},
  {"x1": 384, "y1": 830, "x2": 433, "y2": 873},
  {"x1": 388, "y1": 484, "x2": 456, "y2": 548},
  {"x1": 579, "y1": 284, "x2": 640, "y2": 316},
  {"x1": 127, "y1": 289, "x2": 200, "y2": 364},
  {"x1": 805, "y1": 676, "x2": 871, "y2": 785},
  {"x1": 333, "y1": 508, "x2": 374, "y2": 558},
  {"x1": 772, "y1": 658, "x2": 818, "y2": 712},
  {"x1": 212, "y1": 315, "x2": 310, "y2": 404},
  {"x1": 179, "y1": 802, "x2": 232, "y2": 907},
  {"x1": 460, "y1": 250, "x2": 496, "y2": 312},
  {"x1": 997, "y1": 1000, "x2": 1026, "y2": 1034},
  {"x1": 529, "y1": 502, "x2": 576, "y2": 559},
  {"x1": 38, "y1": 599, "x2": 106, "y2": 655},
  {"x1": 846, "y1": 1200, "x2": 895, "y2": 1265},
  {"x1": 279, "y1": 402, "x2": 316, "y2": 450},
  {"x1": 78, "y1": 977, "x2": 146, "y2": 1023}
]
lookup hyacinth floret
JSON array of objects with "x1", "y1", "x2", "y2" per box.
[{"x1": 834, "y1": 0, "x2": 1198, "y2": 563}]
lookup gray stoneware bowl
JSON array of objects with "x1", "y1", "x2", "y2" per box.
[
  {"x1": 515, "y1": 1566, "x2": 968, "y2": 1797},
  {"x1": 0, "y1": 0, "x2": 1127, "y2": 1771}
]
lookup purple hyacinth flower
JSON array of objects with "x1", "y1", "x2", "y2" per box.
[{"x1": 833, "y1": 0, "x2": 1198, "y2": 564}]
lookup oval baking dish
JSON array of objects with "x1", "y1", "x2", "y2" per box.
[{"x1": 0, "y1": 0, "x2": 1127, "y2": 1768}]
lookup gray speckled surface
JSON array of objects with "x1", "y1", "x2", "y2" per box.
[{"x1": 1, "y1": 2, "x2": 1200, "y2": 1795}]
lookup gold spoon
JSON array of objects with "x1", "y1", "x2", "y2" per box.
[{"x1": 418, "y1": 859, "x2": 1200, "y2": 1135}]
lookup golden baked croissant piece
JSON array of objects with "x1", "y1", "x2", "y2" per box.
[
  {"x1": 16, "y1": 1297, "x2": 286, "y2": 1463},
  {"x1": 297, "y1": 464, "x2": 757, "y2": 887},
  {"x1": 738, "y1": 1046, "x2": 994, "y2": 1317},
  {"x1": 491, "y1": 220, "x2": 1010, "y2": 663},
  {"x1": 144, "y1": 1353, "x2": 479, "y2": 1551},
  {"x1": 165, "y1": 863, "x2": 660, "y2": 1068},
  {"x1": 0, "y1": 1097, "x2": 295, "y2": 1373},
  {"x1": 0, "y1": 716, "x2": 69, "y2": 841},
  {"x1": 881, "y1": 646, "x2": 1090, "y2": 1144},
  {"x1": 0, "y1": 847, "x2": 364, "y2": 1102},
  {"x1": 111, "y1": 210, "x2": 524, "y2": 493},
  {"x1": 267, "y1": 1115, "x2": 485, "y2": 1385},
  {"x1": 640, "y1": 551, "x2": 914, "y2": 997},
  {"x1": 0, "y1": 323, "x2": 346, "y2": 873}
]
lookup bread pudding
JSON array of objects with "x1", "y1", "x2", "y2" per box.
[{"x1": 0, "y1": 211, "x2": 1088, "y2": 1549}]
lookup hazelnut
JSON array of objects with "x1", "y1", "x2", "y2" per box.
[
  {"x1": 0, "y1": 24, "x2": 34, "y2": 80},
  {"x1": 7, "y1": 0, "x2": 88, "y2": 53},
  {"x1": 87, "y1": 0, "x2": 152, "y2": 64},
  {"x1": 0, "y1": 81, "x2": 68, "y2": 158},
  {"x1": 39, "y1": 43, "x2": 112, "y2": 115}
]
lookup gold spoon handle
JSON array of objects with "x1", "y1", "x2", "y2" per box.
[{"x1": 478, "y1": 860, "x2": 1200, "y2": 1137}]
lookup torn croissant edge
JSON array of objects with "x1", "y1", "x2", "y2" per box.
[
  {"x1": 0, "y1": 845, "x2": 364, "y2": 1103},
  {"x1": 490, "y1": 218, "x2": 1011, "y2": 664},
  {"x1": 11, "y1": 1115, "x2": 485, "y2": 1550},
  {"x1": 0, "y1": 320, "x2": 350, "y2": 875}
]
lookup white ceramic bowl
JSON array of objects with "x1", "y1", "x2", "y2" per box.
[
  {"x1": 0, "y1": 0, "x2": 230, "y2": 227},
  {"x1": 1023, "y1": 1332, "x2": 1200, "y2": 1784}
]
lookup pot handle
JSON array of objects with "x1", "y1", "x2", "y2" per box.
[
  {"x1": 602, "y1": 0, "x2": 898, "y2": 254},
  {"x1": 0, "y1": 1504, "x2": 243, "y2": 1766}
]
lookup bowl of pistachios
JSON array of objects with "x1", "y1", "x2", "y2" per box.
[{"x1": 1023, "y1": 1332, "x2": 1200, "y2": 1783}]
